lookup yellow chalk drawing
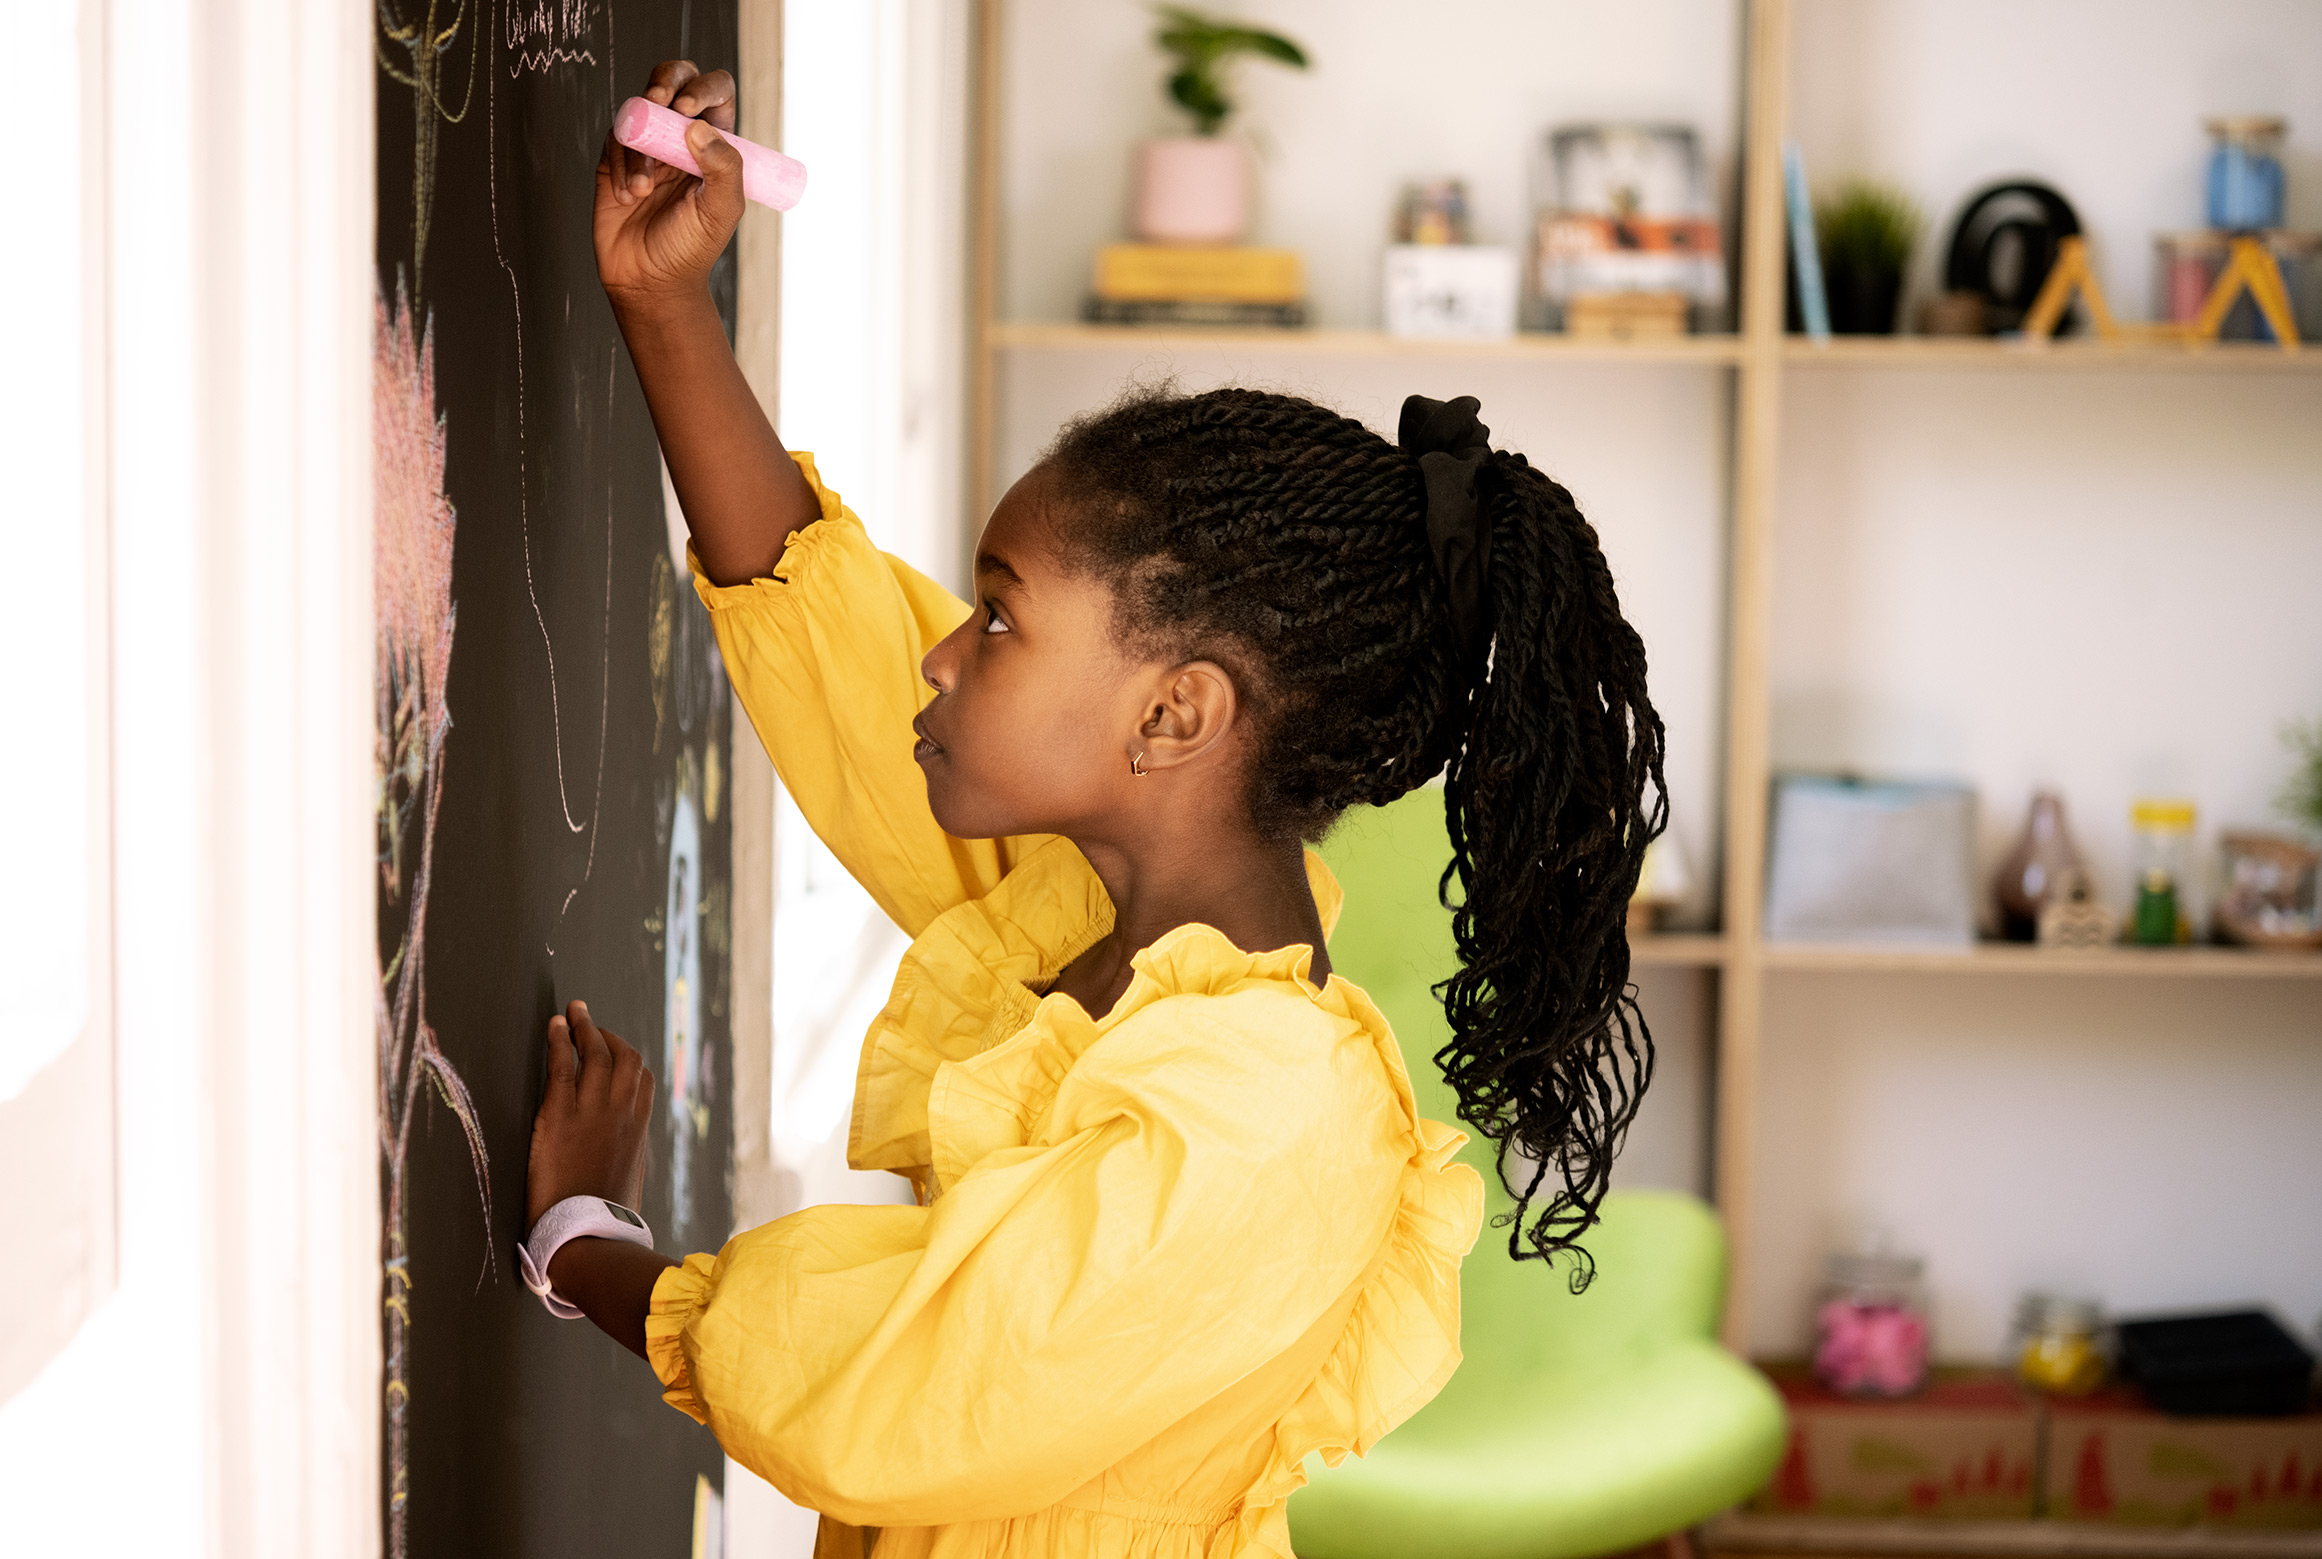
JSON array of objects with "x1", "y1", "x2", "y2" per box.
[{"x1": 376, "y1": 0, "x2": 479, "y2": 293}]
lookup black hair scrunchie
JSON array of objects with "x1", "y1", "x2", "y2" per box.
[{"x1": 1397, "y1": 393, "x2": 1493, "y2": 666}]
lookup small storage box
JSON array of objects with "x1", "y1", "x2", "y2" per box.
[
  {"x1": 1764, "y1": 774, "x2": 1977, "y2": 946},
  {"x1": 2117, "y1": 1310, "x2": 2319, "y2": 1417}
]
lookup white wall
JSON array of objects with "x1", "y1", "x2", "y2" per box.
[
  {"x1": 1747, "y1": 0, "x2": 2322, "y2": 1360},
  {"x1": 768, "y1": 0, "x2": 971, "y2": 1216},
  {"x1": 0, "y1": 6, "x2": 209, "y2": 1547},
  {"x1": 780, "y1": 0, "x2": 970, "y2": 587}
]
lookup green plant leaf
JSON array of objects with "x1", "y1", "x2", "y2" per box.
[
  {"x1": 2279, "y1": 718, "x2": 2322, "y2": 832},
  {"x1": 1223, "y1": 28, "x2": 1309, "y2": 67},
  {"x1": 1815, "y1": 179, "x2": 1922, "y2": 273},
  {"x1": 1151, "y1": 5, "x2": 1309, "y2": 133},
  {"x1": 1168, "y1": 67, "x2": 1229, "y2": 135}
]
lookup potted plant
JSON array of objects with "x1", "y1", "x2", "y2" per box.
[
  {"x1": 2283, "y1": 719, "x2": 2322, "y2": 838},
  {"x1": 2215, "y1": 719, "x2": 2322, "y2": 948},
  {"x1": 1132, "y1": 7, "x2": 1309, "y2": 245},
  {"x1": 1816, "y1": 180, "x2": 1921, "y2": 334}
]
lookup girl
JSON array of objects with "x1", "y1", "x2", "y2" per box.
[{"x1": 524, "y1": 60, "x2": 1666, "y2": 1559}]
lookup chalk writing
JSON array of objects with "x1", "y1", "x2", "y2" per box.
[{"x1": 505, "y1": 0, "x2": 601, "y2": 75}]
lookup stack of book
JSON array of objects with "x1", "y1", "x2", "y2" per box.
[{"x1": 1083, "y1": 245, "x2": 1306, "y2": 327}]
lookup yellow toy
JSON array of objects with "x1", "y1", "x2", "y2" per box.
[
  {"x1": 2187, "y1": 235, "x2": 2301, "y2": 346},
  {"x1": 2019, "y1": 234, "x2": 2300, "y2": 349}
]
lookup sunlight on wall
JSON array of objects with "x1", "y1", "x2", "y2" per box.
[{"x1": 769, "y1": 0, "x2": 969, "y2": 1212}]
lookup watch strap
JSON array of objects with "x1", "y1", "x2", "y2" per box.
[{"x1": 520, "y1": 1195, "x2": 655, "y2": 1319}]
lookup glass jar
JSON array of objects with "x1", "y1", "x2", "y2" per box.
[
  {"x1": 2129, "y1": 799, "x2": 2197, "y2": 946},
  {"x1": 1814, "y1": 1247, "x2": 1930, "y2": 1398},
  {"x1": 2214, "y1": 831, "x2": 2322, "y2": 948},
  {"x1": 2206, "y1": 117, "x2": 2287, "y2": 231},
  {"x1": 2155, "y1": 230, "x2": 2322, "y2": 342},
  {"x1": 2013, "y1": 1293, "x2": 2108, "y2": 1396}
]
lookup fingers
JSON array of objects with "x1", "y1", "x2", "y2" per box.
[
  {"x1": 569, "y1": 999, "x2": 612, "y2": 1099},
  {"x1": 568, "y1": 999, "x2": 658, "y2": 1121},
  {"x1": 618, "y1": 60, "x2": 700, "y2": 203},
  {"x1": 645, "y1": 58, "x2": 702, "y2": 107},
  {"x1": 604, "y1": 129, "x2": 632, "y2": 206},
  {"x1": 670, "y1": 68, "x2": 737, "y2": 134},
  {"x1": 609, "y1": 61, "x2": 739, "y2": 209},
  {"x1": 684, "y1": 119, "x2": 749, "y2": 236},
  {"x1": 545, "y1": 1012, "x2": 578, "y2": 1096},
  {"x1": 610, "y1": 1035, "x2": 647, "y2": 1116}
]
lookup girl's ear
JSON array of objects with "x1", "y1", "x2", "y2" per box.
[{"x1": 1132, "y1": 660, "x2": 1239, "y2": 773}]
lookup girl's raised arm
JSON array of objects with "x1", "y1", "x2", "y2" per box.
[{"x1": 595, "y1": 60, "x2": 816, "y2": 586}]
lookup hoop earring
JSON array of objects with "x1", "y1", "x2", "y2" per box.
[{"x1": 1129, "y1": 751, "x2": 1148, "y2": 778}]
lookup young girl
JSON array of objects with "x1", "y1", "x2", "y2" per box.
[{"x1": 523, "y1": 60, "x2": 1666, "y2": 1559}]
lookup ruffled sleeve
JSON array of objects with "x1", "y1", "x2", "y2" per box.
[
  {"x1": 644, "y1": 965, "x2": 1427, "y2": 1530},
  {"x1": 689, "y1": 453, "x2": 1042, "y2": 939}
]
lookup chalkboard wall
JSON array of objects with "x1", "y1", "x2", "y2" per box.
[{"x1": 374, "y1": 4, "x2": 739, "y2": 1555}]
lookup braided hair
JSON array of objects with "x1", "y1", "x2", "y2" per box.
[{"x1": 1044, "y1": 385, "x2": 1667, "y2": 1283}]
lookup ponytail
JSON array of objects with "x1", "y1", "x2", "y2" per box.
[{"x1": 1438, "y1": 451, "x2": 1667, "y2": 1285}]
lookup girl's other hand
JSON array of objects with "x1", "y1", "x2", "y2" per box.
[
  {"x1": 525, "y1": 1000, "x2": 654, "y2": 1231},
  {"x1": 594, "y1": 60, "x2": 745, "y2": 312}
]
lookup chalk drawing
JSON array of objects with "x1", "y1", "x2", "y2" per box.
[
  {"x1": 374, "y1": 281, "x2": 492, "y2": 1559},
  {"x1": 375, "y1": 0, "x2": 478, "y2": 294},
  {"x1": 481, "y1": 0, "x2": 617, "y2": 961},
  {"x1": 485, "y1": 9, "x2": 605, "y2": 843},
  {"x1": 505, "y1": 0, "x2": 601, "y2": 76},
  {"x1": 664, "y1": 789, "x2": 704, "y2": 1230}
]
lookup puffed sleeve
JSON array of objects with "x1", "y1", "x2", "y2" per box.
[
  {"x1": 642, "y1": 988, "x2": 1411, "y2": 1527},
  {"x1": 690, "y1": 453, "x2": 1042, "y2": 938}
]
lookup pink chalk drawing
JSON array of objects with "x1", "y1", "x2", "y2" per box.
[{"x1": 374, "y1": 279, "x2": 491, "y2": 1559}]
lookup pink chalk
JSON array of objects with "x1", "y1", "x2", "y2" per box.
[{"x1": 611, "y1": 96, "x2": 807, "y2": 212}]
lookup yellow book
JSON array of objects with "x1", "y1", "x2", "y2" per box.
[{"x1": 1092, "y1": 245, "x2": 1304, "y2": 304}]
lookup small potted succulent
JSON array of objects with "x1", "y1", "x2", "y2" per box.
[
  {"x1": 1817, "y1": 180, "x2": 1921, "y2": 334},
  {"x1": 1132, "y1": 7, "x2": 1309, "y2": 245}
]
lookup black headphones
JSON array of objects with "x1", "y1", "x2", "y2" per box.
[{"x1": 1943, "y1": 181, "x2": 2083, "y2": 335}]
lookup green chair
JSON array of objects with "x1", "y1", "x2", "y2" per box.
[{"x1": 1291, "y1": 792, "x2": 1786, "y2": 1559}]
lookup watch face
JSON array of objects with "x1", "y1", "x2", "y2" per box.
[{"x1": 605, "y1": 1201, "x2": 645, "y2": 1229}]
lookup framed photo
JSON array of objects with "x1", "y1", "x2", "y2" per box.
[{"x1": 1531, "y1": 123, "x2": 1727, "y2": 325}]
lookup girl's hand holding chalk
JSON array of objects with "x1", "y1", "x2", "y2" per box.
[
  {"x1": 613, "y1": 96, "x2": 805, "y2": 211},
  {"x1": 595, "y1": 60, "x2": 795, "y2": 309}
]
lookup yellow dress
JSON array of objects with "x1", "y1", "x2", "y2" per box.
[{"x1": 648, "y1": 455, "x2": 1484, "y2": 1559}]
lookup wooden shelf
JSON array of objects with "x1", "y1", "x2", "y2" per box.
[
  {"x1": 992, "y1": 326, "x2": 2317, "y2": 374},
  {"x1": 990, "y1": 320, "x2": 1746, "y2": 365},
  {"x1": 1758, "y1": 941, "x2": 2322, "y2": 979},
  {"x1": 1706, "y1": 1510, "x2": 2322, "y2": 1558},
  {"x1": 1629, "y1": 938, "x2": 2322, "y2": 978},
  {"x1": 1783, "y1": 335, "x2": 2319, "y2": 373},
  {"x1": 1631, "y1": 933, "x2": 1731, "y2": 968}
]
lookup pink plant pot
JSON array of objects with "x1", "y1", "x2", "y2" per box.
[{"x1": 1131, "y1": 137, "x2": 1251, "y2": 245}]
